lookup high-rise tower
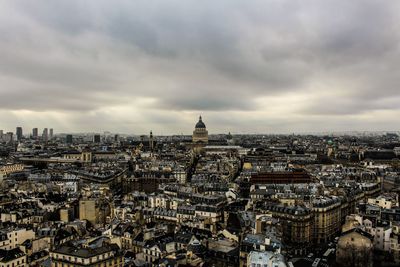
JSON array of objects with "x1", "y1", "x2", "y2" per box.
[
  {"x1": 16, "y1": 127, "x2": 23, "y2": 141},
  {"x1": 32, "y1": 128, "x2": 38, "y2": 139},
  {"x1": 42, "y1": 128, "x2": 48, "y2": 142}
]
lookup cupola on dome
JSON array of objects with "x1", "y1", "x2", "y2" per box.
[{"x1": 195, "y1": 116, "x2": 206, "y2": 129}]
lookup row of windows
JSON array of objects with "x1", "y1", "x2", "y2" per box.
[
  {"x1": 52, "y1": 253, "x2": 114, "y2": 264},
  {"x1": 2, "y1": 257, "x2": 25, "y2": 267},
  {"x1": 144, "y1": 249, "x2": 160, "y2": 257},
  {"x1": 53, "y1": 260, "x2": 121, "y2": 267}
]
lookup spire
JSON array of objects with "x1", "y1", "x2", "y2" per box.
[
  {"x1": 149, "y1": 130, "x2": 154, "y2": 151},
  {"x1": 199, "y1": 115, "x2": 202, "y2": 121}
]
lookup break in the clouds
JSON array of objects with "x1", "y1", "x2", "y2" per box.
[{"x1": 0, "y1": 0, "x2": 400, "y2": 134}]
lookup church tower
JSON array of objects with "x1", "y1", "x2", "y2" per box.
[{"x1": 149, "y1": 130, "x2": 154, "y2": 151}]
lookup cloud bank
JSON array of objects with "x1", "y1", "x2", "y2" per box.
[{"x1": 0, "y1": 0, "x2": 400, "y2": 134}]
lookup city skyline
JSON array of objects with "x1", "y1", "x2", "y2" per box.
[
  {"x1": 2, "y1": 123, "x2": 400, "y2": 137},
  {"x1": 1, "y1": 1, "x2": 400, "y2": 134}
]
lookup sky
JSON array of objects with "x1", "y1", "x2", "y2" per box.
[{"x1": 0, "y1": 0, "x2": 400, "y2": 135}]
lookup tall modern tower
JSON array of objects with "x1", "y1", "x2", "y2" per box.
[
  {"x1": 42, "y1": 128, "x2": 48, "y2": 142},
  {"x1": 16, "y1": 127, "x2": 23, "y2": 141},
  {"x1": 32, "y1": 128, "x2": 38, "y2": 139},
  {"x1": 93, "y1": 134, "x2": 101, "y2": 143},
  {"x1": 66, "y1": 134, "x2": 73, "y2": 144},
  {"x1": 49, "y1": 128, "x2": 54, "y2": 140}
]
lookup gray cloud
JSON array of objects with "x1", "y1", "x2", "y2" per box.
[{"x1": 0, "y1": 0, "x2": 400, "y2": 133}]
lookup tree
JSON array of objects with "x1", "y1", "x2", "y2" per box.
[{"x1": 337, "y1": 242, "x2": 372, "y2": 267}]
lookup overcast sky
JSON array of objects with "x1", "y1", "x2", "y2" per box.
[{"x1": 1, "y1": 0, "x2": 400, "y2": 134}]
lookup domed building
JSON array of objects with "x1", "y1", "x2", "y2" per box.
[
  {"x1": 192, "y1": 116, "x2": 208, "y2": 144},
  {"x1": 187, "y1": 236, "x2": 207, "y2": 257}
]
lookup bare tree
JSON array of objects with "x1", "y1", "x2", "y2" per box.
[{"x1": 337, "y1": 243, "x2": 372, "y2": 267}]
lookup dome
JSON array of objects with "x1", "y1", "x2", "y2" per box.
[
  {"x1": 187, "y1": 237, "x2": 206, "y2": 256},
  {"x1": 195, "y1": 116, "x2": 206, "y2": 129}
]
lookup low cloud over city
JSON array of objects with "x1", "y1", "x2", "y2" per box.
[{"x1": 1, "y1": 0, "x2": 400, "y2": 133}]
